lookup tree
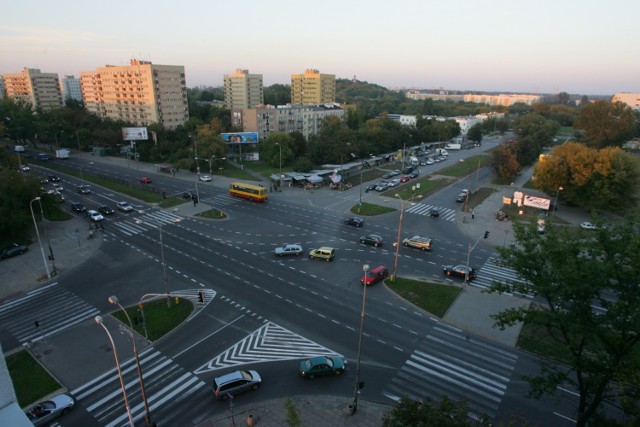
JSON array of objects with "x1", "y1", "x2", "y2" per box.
[
  {"x1": 555, "y1": 91, "x2": 570, "y2": 105},
  {"x1": 492, "y1": 143, "x2": 520, "y2": 183},
  {"x1": 574, "y1": 101, "x2": 637, "y2": 149},
  {"x1": 467, "y1": 123, "x2": 484, "y2": 143},
  {"x1": 382, "y1": 396, "x2": 491, "y2": 427},
  {"x1": 488, "y1": 218, "x2": 640, "y2": 427}
]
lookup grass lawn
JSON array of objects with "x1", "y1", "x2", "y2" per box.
[
  {"x1": 386, "y1": 277, "x2": 461, "y2": 318},
  {"x1": 7, "y1": 350, "x2": 61, "y2": 407},
  {"x1": 350, "y1": 202, "x2": 396, "y2": 216},
  {"x1": 196, "y1": 209, "x2": 227, "y2": 219},
  {"x1": 111, "y1": 298, "x2": 193, "y2": 341}
]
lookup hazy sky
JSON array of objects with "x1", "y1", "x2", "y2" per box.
[{"x1": 2, "y1": 0, "x2": 639, "y2": 95}]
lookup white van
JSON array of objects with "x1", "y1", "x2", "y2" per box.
[{"x1": 14, "y1": 145, "x2": 25, "y2": 152}]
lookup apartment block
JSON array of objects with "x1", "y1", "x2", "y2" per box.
[
  {"x1": 223, "y1": 69, "x2": 263, "y2": 109},
  {"x1": 612, "y1": 92, "x2": 640, "y2": 111},
  {"x1": 406, "y1": 91, "x2": 465, "y2": 102},
  {"x1": 2, "y1": 68, "x2": 63, "y2": 111},
  {"x1": 232, "y1": 103, "x2": 344, "y2": 140},
  {"x1": 463, "y1": 93, "x2": 542, "y2": 106},
  {"x1": 80, "y1": 59, "x2": 189, "y2": 130},
  {"x1": 60, "y1": 75, "x2": 83, "y2": 104},
  {"x1": 290, "y1": 69, "x2": 336, "y2": 105}
]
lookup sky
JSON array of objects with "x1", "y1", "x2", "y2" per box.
[{"x1": 2, "y1": 0, "x2": 639, "y2": 96}]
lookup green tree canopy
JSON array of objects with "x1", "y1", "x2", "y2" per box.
[{"x1": 574, "y1": 101, "x2": 637, "y2": 149}]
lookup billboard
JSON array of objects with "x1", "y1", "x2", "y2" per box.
[
  {"x1": 221, "y1": 132, "x2": 259, "y2": 144},
  {"x1": 122, "y1": 127, "x2": 148, "y2": 141}
]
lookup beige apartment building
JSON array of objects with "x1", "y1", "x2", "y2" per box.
[
  {"x1": 463, "y1": 93, "x2": 542, "y2": 106},
  {"x1": 2, "y1": 68, "x2": 63, "y2": 111},
  {"x1": 290, "y1": 69, "x2": 336, "y2": 105},
  {"x1": 223, "y1": 69, "x2": 263, "y2": 109},
  {"x1": 612, "y1": 92, "x2": 640, "y2": 111},
  {"x1": 80, "y1": 59, "x2": 189, "y2": 130}
]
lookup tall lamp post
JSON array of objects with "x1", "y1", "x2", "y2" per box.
[
  {"x1": 79, "y1": 161, "x2": 94, "y2": 183},
  {"x1": 108, "y1": 296, "x2": 153, "y2": 426},
  {"x1": 30, "y1": 197, "x2": 51, "y2": 279},
  {"x1": 391, "y1": 194, "x2": 405, "y2": 282},
  {"x1": 552, "y1": 186, "x2": 564, "y2": 217},
  {"x1": 276, "y1": 142, "x2": 282, "y2": 191},
  {"x1": 459, "y1": 159, "x2": 472, "y2": 223},
  {"x1": 206, "y1": 155, "x2": 225, "y2": 176},
  {"x1": 351, "y1": 263, "x2": 369, "y2": 414},
  {"x1": 95, "y1": 316, "x2": 134, "y2": 427}
]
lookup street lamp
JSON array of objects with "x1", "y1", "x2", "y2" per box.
[
  {"x1": 206, "y1": 155, "x2": 225, "y2": 177},
  {"x1": 459, "y1": 159, "x2": 472, "y2": 223},
  {"x1": 95, "y1": 316, "x2": 134, "y2": 427},
  {"x1": 351, "y1": 263, "x2": 369, "y2": 415},
  {"x1": 79, "y1": 161, "x2": 94, "y2": 183},
  {"x1": 108, "y1": 296, "x2": 153, "y2": 426},
  {"x1": 391, "y1": 194, "x2": 405, "y2": 282},
  {"x1": 30, "y1": 197, "x2": 51, "y2": 279},
  {"x1": 552, "y1": 186, "x2": 564, "y2": 216},
  {"x1": 276, "y1": 142, "x2": 282, "y2": 191},
  {"x1": 36, "y1": 195, "x2": 57, "y2": 274}
]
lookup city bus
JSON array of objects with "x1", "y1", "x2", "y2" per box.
[{"x1": 229, "y1": 182, "x2": 268, "y2": 202}]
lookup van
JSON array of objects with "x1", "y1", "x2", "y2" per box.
[
  {"x1": 212, "y1": 370, "x2": 262, "y2": 400},
  {"x1": 14, "y1": 145, "x2": 25, "y2": 152},
  {"x1": 309, "y1": 247, "x2": 335, "y2": 261}
]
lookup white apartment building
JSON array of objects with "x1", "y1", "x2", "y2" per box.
[
  {"x1": 2, "y1": 68, "x2": 63, "y2": 111},
  {"x1": 611, "y1": 92, "x2": 640, "y2": 111},
  {"x1": 464, "y1": 93, "x2": 542, "y2": 106},
  {"x1": 224, "y1": 69, "x2": 264, "y2": 109},
  {"x1": 60, "y1": 75, "x2": 83, "y2": 104}
]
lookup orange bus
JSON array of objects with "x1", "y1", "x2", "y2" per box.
[{"x1": 229, "y1": 182, "x2": 269, "y2": 202}]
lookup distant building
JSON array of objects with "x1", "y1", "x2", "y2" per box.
[
  {"x1": 0, "y1": 76, "x2": 5, "y2": 99},
  {"x1": 612, "y1": 92, "x2": 640, "y2": 111},
  {"x1": 405, "y1": 91, "x2": 465, "y2": 102},
  {"x1": 2, "y1": 68, "x2": 63, "y2": 111},
  {"x1": 386, "y1": 112, "x2": 503, "y2": 135},
  {"x1": 464, "y1": 93, "x2": 542, "y2": 106},
  {"x1": 291, "y1": 69, "x2": 336, "y2": 105},
  {"x1": 60, "y1": 75, "x2": 83, "y2": 104},
  {"x1": 232, "y1": 103, "x2": 344, "y2": 140},
  {"x1": 80, "y1": 59, "x2": 189, "y2": 130},
  {"x1": 224, "y1": 69, "x2": 264, "y2": 109}
]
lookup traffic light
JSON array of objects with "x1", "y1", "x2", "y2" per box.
[
  {"x1": 197, "y1": 291, "x2": 205, "y2": 304},
  {"x1": 484, "y1": 230, "x2": 490, "y2": 239}
]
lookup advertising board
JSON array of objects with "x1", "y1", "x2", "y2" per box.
[
  {"x1": 221, "y1": 132, "x2": 259, "y2": 144},
  {"x1": 122, "y1": 127, "x2": 148, "y2": 141}
]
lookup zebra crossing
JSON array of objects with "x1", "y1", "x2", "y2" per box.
[
  {"x1": 383, "y1": 322, "x2": 518, "y2": 419},
  {"x1": 72, "y1": 348, "x2": 208, "y2": 427},
  {"x1": 471, "y1": 257, "x2": 531, "y2": 294},
  {"x1": 405, "y1": 203, "x2": 457, "y2": 221},
  {"x1": 195, "y1": 321, "x2": 342, "y2": 373},
  {"x1": 0, "y1": 282, "x2": 100, "y2": 345},
  {"x1": 110, "y1": 209, "x2": 184, "y2": 236}
]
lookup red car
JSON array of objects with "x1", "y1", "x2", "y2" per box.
[
  {"x1": 361, "y1": 266, "x2": 389, "y2": 286},
  {"x1": 400, "y1": 176, "x2": 411, "y2": 183},
  {"x1": 139, "y1": 177, "x2": 152, "y2": 184}
]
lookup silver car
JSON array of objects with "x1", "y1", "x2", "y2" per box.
[
  {"x1": 25, "y1": 394, "x2": 75, "y2": 426},
  {"x1": 213, "y1": 370, "x2": 262, "y2": 400}
]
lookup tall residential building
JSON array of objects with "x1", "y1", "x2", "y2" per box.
[
  {"x1": 223, "y1": 69, "x2": 263, "y2": 109},
  {"x1": 2, "y1": 68, "x2": 63, "y2": 111},
  {"x1": 232, "y1": 103, "x2": 344, "y2": 140},
  {"x1": 0, "y1": 76, "x2": 5, "y2": 99},
  {"x1": 60, "y1": 75, "x2": 83, "y2": 104},
  {"x1": 290, "y1": 69, "x2": 336, "y2": 105},
  {"x1": 80, "y1": 59, "x2": 189, "y2": 130},
  {"x1": 612, "y1": 92, "x2": 640, "y2": 111}
]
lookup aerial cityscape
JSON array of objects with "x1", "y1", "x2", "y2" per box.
[{"x1": 1, "y1": 1, "x2": 639, "y2": 427}]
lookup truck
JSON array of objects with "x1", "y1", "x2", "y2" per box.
[
  {"x1": 55, "y1": 149, "x2": 70, "y2": 159},
  {"x1": 445, "y1": 143, "x2": 462, "y2": 150}
]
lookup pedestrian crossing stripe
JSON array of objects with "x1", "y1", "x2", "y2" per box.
[
  {"x1": 195, "y1": 322, "x2": 343, "y2": 373},
  {"x1": 111, "y1": 210, "x2": 183, "y2": 236},
  {"x1": 405, "y1": 203, "x2": 457, "y2": 221}
]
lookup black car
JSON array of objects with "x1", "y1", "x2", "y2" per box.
[
  {"x1": 401, "y1": 166, "x2": 415, "y2": 174},
  {"x1": 344, "y1": 217, "x2": 364, "y2": 227},
  {"x1": 360, "y1": 234, "x2": 383, "y2": 247},
  {"x1": 429, "y1": 209, "x2": 440, "y2": 218},
  {"x1": 364, "y1": 183, "x2": 378, "y2": 193},
  {"x1": 443, "y1": 265, "x2": 477, "y2": 280},
  {"x1": 71, "y1": 202, "x2": 86, "y2": 213},
  {"x1": 0, "y1": 243, "x2": 28, "y2": 260},
  {"x1": 77, "y1": 185, "x2": 92, "y2": 194},
  {"x1": 409, "y1": 171, "x2": 420, "y2": 179},
  {"x1": 98, "y1": 205, "x2": 115, "y2": 215},
  {"x1": 48, "y1": 175, "x2": 61, "y2": 182}
]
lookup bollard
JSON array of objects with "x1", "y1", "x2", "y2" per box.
[{"x1": 175, "y1": 297, "x2": 179, "y2": 304}]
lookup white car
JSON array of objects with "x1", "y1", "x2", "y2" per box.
[
  {"x1": 88, "y1": 210, "x2": 104, "y2": 222},
  {"x1": 25, "y1": 394, "x2": 75, "y2": 426},
  {"x1": 580, "y1": 221, "x2": 597, "y2": 230},
  {"x1": 117, "y1": 201, "x2": 133, "y2": 212},
  {"x1": 199, "y1": 175, "x2": 212, "y2": 182},
  {"x1": 19, "y1": 164, "x2": 30, "y2": 172},
  {"x1": 51, "y1": 183, "x2": 63, "y2": 192},
  {"x1": 388, "y1": 179, "x2": 401, "y2": 187},
  {"x1": 275, "y1": 244, "x2": 303, "y2": 256}
]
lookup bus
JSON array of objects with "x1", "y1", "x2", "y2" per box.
[{"x1": 229, "y1": 182, "x2": 268, "y2": 202}]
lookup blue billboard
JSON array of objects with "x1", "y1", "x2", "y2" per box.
[{"x1": 221, "y1": 132, "x2": 259, "y2": 144}]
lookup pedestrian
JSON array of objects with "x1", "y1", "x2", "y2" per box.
[{"x1": 472, "y1": 210, "x2": 475, "y2": 220}]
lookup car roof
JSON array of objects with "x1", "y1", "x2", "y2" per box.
[
  {"x1": 317, "y1": 246, "x2": 334, "y2": 251},
  {"x1": 370, "y1": 265, "x2": 387, "y2": 273}
]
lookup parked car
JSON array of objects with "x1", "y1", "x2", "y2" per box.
[
  {"x1": 580, "y1": 221, "x2": 597, "y2": 230},
  {"x1": 77, "y1": 184, "x2": 92, "y2": 194},
  {"x1": 71, "y1": 202, "x2": 86, "y2": 213},
  {"x1": 19, "y1": 164, "x2": 30, "y2": 172},
  {"x1": 401, "y1": 166, "x2": 415, "y2": 174},
  {"x1": 409, "y1": 171, "x2": 420, "y2": 179},
  {"x1": 48, "y1": 175, "x2": 61, "y2": 182},
  {"x1": 199, "y1": 175, "x2": 212, "y2": 182},
  {"x1": 98, "y1": 205, "x2": 115, "y2": 215},
  {"x1": 87, "y1": 210, "x2": 104, "y2": 222},
  {"x1": 375, "y1": 182, "x2": 389, "y2": 192},
  {"x1": 382, "y1": 172, "x2": 393, "y2": 179},
  {"x1": 275, "y1": 244, "x2": 303, "y2": 256},
  {"x1": 399, "y1": 176, "x2": 411, "y2": 183},
  {"x1": 390, "y1": 170, "x2": 401, "y2": 177},
  {"x1": 25, "y1": 394, "x2": 74, "y2": 426},
  {"x1": 299, "y1": 355, "x2": 345, "y2": 378},
  {"x1": 0, "y1": 243, "x2": 28, "y2": 260},
  {"x1": 117, "y1": 201, "x2": 134, "y2": 212},
  {"x1": 309, "y1": 247, "x2": 335, "y2": 261},
  {"x1": 425, "y1": 158, "x2": 435, "y2": 165},
  {"x1": 360, "y1": 234, "x2": 383, "y2": 247},
  {"x1": 402, "y1": 235, "x2": 432, "y2": 251},
  {"x1": 344, "y1": 217, "x2": 364, "y2": 227},
  {"x1": 388, "y1": 178, "x2": 401, "y2": 187},
  {"x1": 212, "y1": 370, "x2": 262, "y2": 400},
  {"x1": 364, "y1": 183, "x2": 378, "y2": 193},
  {"x1": 139, "y1": 177, "x2": 152, "y2": 184},
  {"x1": 443, "y1": 264, "x2": 477, "y2": 280},
  {"x1": 361, "y1": 265, "x2": 389, "y2": 286}
]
